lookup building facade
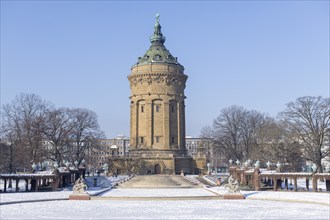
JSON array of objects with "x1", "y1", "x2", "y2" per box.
[{"x1": 88, "y1": 136, "x2": 130, "y2": 172}]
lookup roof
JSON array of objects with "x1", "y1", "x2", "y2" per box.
[{"x1": 133, "y1": 14, "x2": 182, "y2": 67}]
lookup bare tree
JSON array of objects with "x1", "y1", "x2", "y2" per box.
[
  {"x1": 258, "y1": 119, "x2": 303, "y2": 171},
  {"x1": 212, "y1": 106, "x2": 267, "y2": 162},
  {"x1": 279, "y1": 96, "x2": 330, "y2": 172},
  {"x1": 212, "y1": 106, "x2": 246, "y2": 161},
  {"x1": 240, "y1": 110, "x2": 265, "y2": 160},
  {"x1": 66, "y1": 108, "x2": 104, "y2": 166},
  {"x1": 42, "y1": 107, "x2": 74, "y2": 163},
  {"x1": 1, "y1": 94, "x2": 51, "y2": 166}
]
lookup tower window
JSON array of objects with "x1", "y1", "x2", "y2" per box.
[
  {"x1": 156, "y1": 105, "x2": 160, "y2": 112},
  {"x1": 140, "y1": 137, "x2": 144, "y2": 144},
  {"x1": 171, "y1": 105, "x2": 174, "y2": 113},
  {"x1": 141, "y1": 106, "x2": 144, "y2": 113},
  {"x1": 171, "y1": 137, "x2": 175, "y2": 144},
  {"x1": 155, "y1": 136, "x2": 160, "y2": 143}
]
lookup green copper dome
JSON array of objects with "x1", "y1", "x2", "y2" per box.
[{"x1": 134, "y1": 14, "x2": 182, "y2": 66}]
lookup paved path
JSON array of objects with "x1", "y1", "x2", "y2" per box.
[
  {"x1": 117, "y1": 175, "x2": 200, "y2": 188},
  {"x1": 99, "y1": 175, "x2": 219, "y2": 199}
]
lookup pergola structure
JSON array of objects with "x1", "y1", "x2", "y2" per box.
[
  {"x1": 229, "y1": 166, "x2": 330, "y2": 192},
  {"x1": 0, "y1": 167, "x2": 83, "y2": 193}
]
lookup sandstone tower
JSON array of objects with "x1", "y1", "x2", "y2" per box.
[
  {"x1": 127, "y1": 15, "x2": 205, "y2": 174},
  {"x1": 126, "y1": 15, "x2": 206, "y2": 174}
]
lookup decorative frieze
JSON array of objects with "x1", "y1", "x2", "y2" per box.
[{"x1": 128, "y1": 73, "x2": 187, "y2": 87}]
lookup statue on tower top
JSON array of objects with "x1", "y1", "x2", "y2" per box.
[{"x1": 151, "y1": 13, "x2": 165, "y2": 44}]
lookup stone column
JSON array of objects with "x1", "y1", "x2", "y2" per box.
[
  {"x1": 35, "y1": 179, "x2": 38, "y2": 192},
  {"x1": 25, "y1": 179, "x2": 28, "y2": 191},
  {"x1": 130, "y1": 102, "x2": 137, "y2": 148},
  {"x1": 312, "y1": 174, "x2": 317, "y2": 192},
  {"x1": 273, "y1": 178, "x2": 277, "y2": 191},
  {"x1": 15, "y1": 179, "x2": 19, "y2": 192},
  {"x1": 163, "y1": 100, "x2": 170, "y2": 149},
  {"x1": 326, "y1": 179, "x2": 330, "y2": 192},
  {"x1": 179, "y1": 101, "x2": 186, "y2": 150},
  {"x1": 253, "y1": 168, "x2": 260, "y2": 191},
  {"x1": 176, "y1": 101, "x2": 181, "y2": 149},
  {"x1": 4, "y1": 179, "x2": 7, "y2": 192},
  {"x1": 146, "y1": 99, "x2": 152, "y2": 147},
  {"x1": 294, "y1": 177, "x2": 297, "y2": 192}
]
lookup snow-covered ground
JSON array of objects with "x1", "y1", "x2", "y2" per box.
[
  {"x1": 0, "y1": 175, "x2": 329, "y2": 219},
  {"x1": 101, "y1": 188, "x2": 216, "y2": 197},
  {"x1": 1, "y1": 195, "x2": 328, "y2": 219}
]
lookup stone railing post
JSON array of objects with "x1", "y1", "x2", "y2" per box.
[
  {"x1": 293, "y1": 177, "x2": 297, "y2": 192},
  {"x1": 326, "y1": 178, "x2": 330, "y2": 192},
  {"x1": 312, "y1": 174, "x2": 317, "y2": 192},
  {"x1": 4, "y1": 179, "x2": 7, "y2": 192},
  {"x1": 273, "y1": 177, "x2": 277, "y2": 191},
  {"x1": 15, "y1": 179, "x2": 20, "y2": 192},
  {"x1": 306, "y1": 178, "x2": 309, "y2": 191},
  {"x1": 25, "y1": 179, "x2": 29, "y2": 191},
  {"x1": 284, "y1": 178, "x2": 288, "y2": 190},
  {"x1": 253, "y1": 168, "x2": 260, "y2": 191}
]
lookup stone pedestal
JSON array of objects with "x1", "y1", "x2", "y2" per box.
[
  {"x1": 69, "y1": 194, "x2": 90, "y2": 200},
  {"x1": 223, "y1": 194, "x2": 245, "y2": 200}
]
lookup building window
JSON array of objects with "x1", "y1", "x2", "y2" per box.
[
  {"x1": 155, "y1": 136, "x2": 160, "y2": 143},
  {"x1": 171, "y1": 105, "x2": 174, "y2": 113},
  {"x1": 141, "y1": 106, "x2": 144, "y2": 113},
  {"x1": 156, "y1": 105, "x2": 160, "y2": 112},
  {"x1": 140, "y1": 137, "x2": 144, "y2": 144},
  {"x1": 171, "y1": 137, "x2": 175, "y2": 144}
]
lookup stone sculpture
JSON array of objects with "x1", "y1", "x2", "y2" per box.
[
  {"x1": 225, "y1": 175, "x2": 240, "y2": 194},
  {"x1": 73, "y1": 175, "x2": 88, "y2": 195}
]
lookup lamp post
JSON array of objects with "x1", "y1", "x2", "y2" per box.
[
  {"x1": 74, "y1": 160, "x2": 79, "y2": 168},
  {"x1": 229, "y1": 159, "x2": 233, "y2": 166},
  {"x1": 266, "y1": 161, "x2": 271, "y2": 170},
  {"x1": 235, "y1": 159, "x2": 240, "y2": 166}
]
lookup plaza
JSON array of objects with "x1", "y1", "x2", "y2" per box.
[
  {"x1": 0, "y1": 175, "x2": 329, "y2": 219},
  {"x1": 1, "y1": 2, "x2": 329, "y2": 220}
]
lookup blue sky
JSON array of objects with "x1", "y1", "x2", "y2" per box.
[{"x1": 1, "y1": 1, "x2": 329, "y2": 138}]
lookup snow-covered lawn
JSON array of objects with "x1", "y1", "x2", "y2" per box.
[
  {"x1": 101, "y1": 188, "x2": 216, "y2": 197},
  {"x1": 0, "y1": 175, "x2": 329, "y2": 219},
  {"x1": 1, "y1": 198, "x2": 328, "y2": 219}
]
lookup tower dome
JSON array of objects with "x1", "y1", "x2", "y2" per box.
[{"x1": 133, "y1": 14, "x2": 182, "y2": 67}]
